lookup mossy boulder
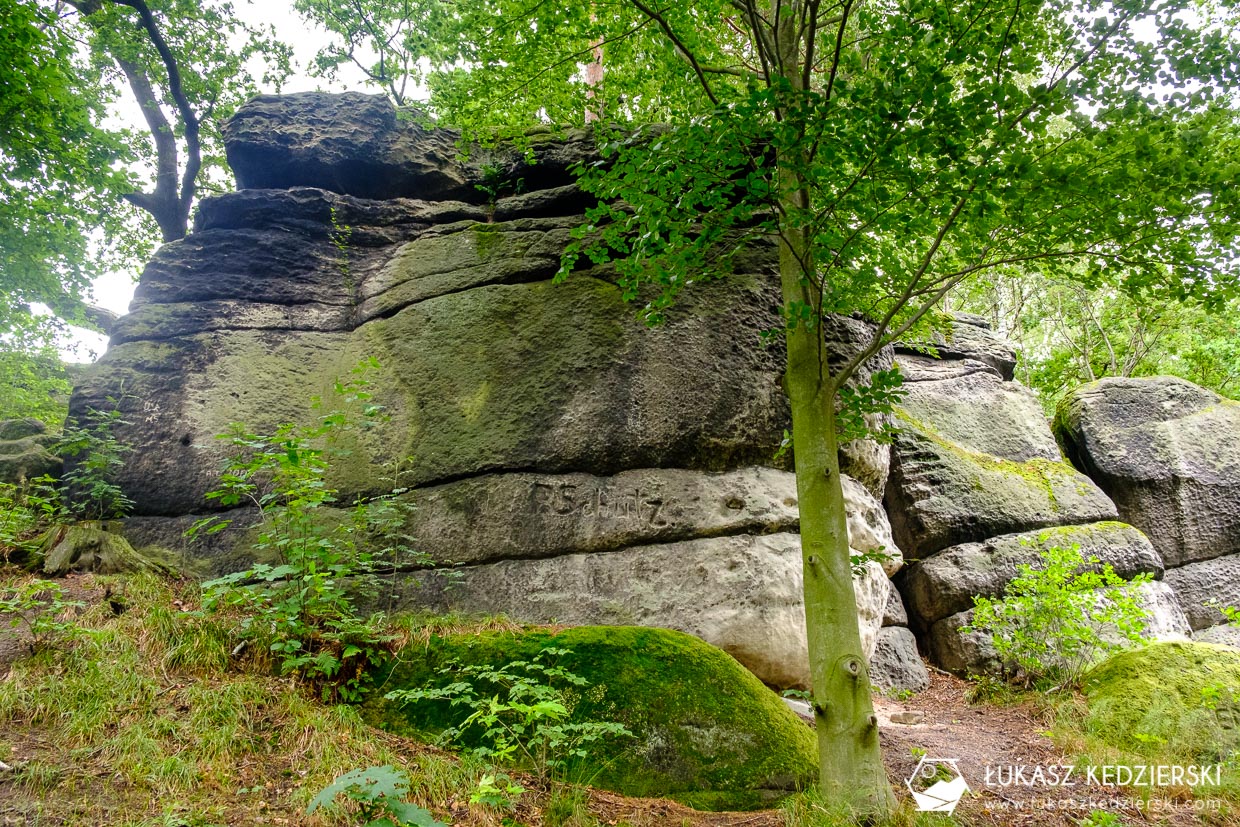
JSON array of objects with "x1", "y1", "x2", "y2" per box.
[
  {"x1": 365, "y1": 626, "x2": 818, "y2": 810},
  {"x1": 1082, "y1": 642, "x2": 1240, "y2": 760},
  {"x1": 1054, "y1": 376, "x2": 1240, "y2": 567},
  {"x1": 885, "y1": 416, "x2": 1117, "y2": 557}
]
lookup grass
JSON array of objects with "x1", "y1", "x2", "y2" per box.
[{"x1": 0, "y1": 569, "x2": 487, "y2": 825}]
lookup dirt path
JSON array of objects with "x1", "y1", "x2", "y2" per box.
[{"x1": 877, "y1": 672, "x2": 1210, "y2": 826}]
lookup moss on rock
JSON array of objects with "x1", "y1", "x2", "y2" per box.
[
  {"x1": 366, "y1": 625, "x2": 818, "y2": 810},
  {"x1": 1082, "y1": 642, "x2": 1240, "y2": 760}
]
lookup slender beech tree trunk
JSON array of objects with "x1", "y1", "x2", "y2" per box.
[{"x1": 774, "y1": 12, "x2": 894, "y2": 812}]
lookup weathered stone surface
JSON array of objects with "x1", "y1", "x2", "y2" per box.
[
  {"x1": 409, "y1": 466, "x2": 800, "y2": 565},
  {"x1": 222, "y1": 92, "x2": 599, "y2": 204},
  {"x1": 899, "y1": 522, "x2": 1163, "y2": 629},
  {"x1": 928, "y1": 581, "x2": 1191, "y2": 676},
  {"x1": 868, "y1": 627, "x2": 930, "y2": 694},
  {"x1": 896, "y1": 314, "x2": 1017, "y2": 381},
  {"x1": 1055, "y1": 376, "x2": 1240, "y2": 568},
  {"x1": 223, "y1": 92, "x2": 473, "y2": 201},
  {"x1": 1164, "y1": 553, "x2": 1240, "y2": 631},
  {"x1": 885, "y1": 420, "x2": 1117, "y2": 558},
  {"x1": 0, "y1": 421, "x2": 60, "y2": 486},
  {"x1": 841, "y1": 474, "x2": 903, "y2": 575},
  {"x1": 381, "y1": 532, "x2": 888, "y2": 689},
  {"x1": 824, "y1": 315, "x2": 895, "y2": 496},
  {"x1": 78, "y1": 275, "x2": 791, "y2": 516},
  {"x1": 1195, "y1": 624, "x2": 1240, "y2": 649},
  {"x1": 355, "y1": 220, "x2": 574, "y2": 322},
  {"x1": 897, "y1": 367, "x2": 1060, "y2": 462},
  {"x1": 0, "y1": 419, "x2": 47, "y2": 442},
  {"x1": 882, "y1": 584, "x2": 908, "y2": 627}
]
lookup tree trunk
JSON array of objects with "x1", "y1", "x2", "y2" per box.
[{"x1": 777, "y1": 168, "x2": 894, "y2": 816}]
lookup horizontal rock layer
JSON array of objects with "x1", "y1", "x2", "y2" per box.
[{"x1": 374, "y1": 531, "x2": 889, "y2": 690}]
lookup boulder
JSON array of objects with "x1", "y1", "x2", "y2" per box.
[
  {"x1": 885, "y1": 418, "x2": 1117, "y2": 558},
  {"x1": 77, "y1": 273, "x2": 792, "y2": 517},
  {"x1": 1163, "y1": 553, "x2": 1240, "y2": 631},
  {"x1": 823, "y1": 315, "x2": 896, "y2": 497},
  {"x1": 927, "y1": 580, "x2": 1191, "y2": 676},
  {"x1": 868, "y1": 627, "x2": 930, "y2": 695},
  {"x1": 222, "y1": 92, "x2": 600, "y2": 204},
  {"x1": 1195, "y1": 624, "x2": 1240, "y2": 649},
  {"x1": 841, "y1": 473, "x2": 903, "y2": 575},
  {"x1": 0, "y1": 420, "x2": 60, "y2": 486},
  {"x1": 407, "y1": 466, "x2": 799, "y2": 566},
  {"x1": 379, "y1": 531, "x2": 888, "y2": 690},
  {"x1": 0, "y1": 419, "x2": 48, "y2": 442},
  {"x1": 882, "y1": 587, "x2": 908, "y2": 627},
  {"x1": 1054, "y1": 376, "x2": 1240, "y2": 567},
  {"x1": 895, "y1": 363, "x2": 1060, "y2": 462},
  {"x1": 366, "y1": 626, "x2": 819, "y2": 810},
  {"x1": 899, "y1": 522, "x2": 1163, "y2": 630},
  {"x1": 1082, "y1": 642, "x2": 1240, "y2": 760},
  {"x1": 896, "y1": 314, "x2": 1017, "y2": 381}
]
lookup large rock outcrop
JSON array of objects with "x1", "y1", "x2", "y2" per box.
[{"x1": 74, "y1": 92, "x2": 904, "y2": 690}]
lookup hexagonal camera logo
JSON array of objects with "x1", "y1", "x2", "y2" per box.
[{"x1": 906, "y1": 756, "x2": 970, "y2": 814}]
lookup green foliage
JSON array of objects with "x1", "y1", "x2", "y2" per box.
[
  {"x1": 372, "y1": 626, "x2": 818, "y2": 810},
  {"x1": 1079, "y1": 810, "x2": 1123, "y2": 827},
  {"x1": 964, "y1": 543, "x2": 1151, "y2": 688},
  {"x1": 55, "y1": 405, "x2": 134, "y2": 521},
  {"x1": 0, "y1": 318, "x2": 73, "y2": 425},
  {"x1": 307, "y1": 765, "x2": 446, "y2": 827},
  {"x1": 955, "y1": 273, "x2": 1240, "y2": 411},
  {"x1": 469, "y1": 771, "x2": 525, "y2": 810},
  {"x1": 0, "y1": 579, "x2": 85, "y2": 653},
  {"x1": 835, "y1": 368, "x2": 907, "y2": 445},
  {"x1": 0, "y1": 477, "x2": 62, "y2": 563},
  {"x1": 385, "y1": 646, "x2": 633, "y2": 782},
  {"x1": 192, "y1": 359, "x2": 425, "y2": 701},
  {"x1": 0, "y1": 0, "x2": 135, "y2": 344}
]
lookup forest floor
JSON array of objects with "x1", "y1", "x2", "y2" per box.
[{"x1": 0, "y1": 572, "x2": 1233, "y2": 827}]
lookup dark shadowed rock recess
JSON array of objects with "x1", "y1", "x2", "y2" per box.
[{"x1": 72, "y1": 91, "x2": 906, "y2": 690}]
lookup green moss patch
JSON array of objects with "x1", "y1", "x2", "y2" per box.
[
  {"x1": 366, "y1": 625, "x2": 818, "y2": 810},
  {"x1": 1082, "y1": 642, "x2": 1240, "y2": 761}
]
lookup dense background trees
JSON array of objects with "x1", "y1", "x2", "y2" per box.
[{"x1": 0, "y1": 0, "x2": 288, "y2": 421}]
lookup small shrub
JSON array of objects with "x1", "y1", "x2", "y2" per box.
[
  {"x1": 0, "y1": 578, "x2": 84, "y2": 653},
  {"x1": 191, "y1": 359, "x2": 427, "y2": 701},
  {"x1": 308, "y1": 765, "x2": 445, "y2": 827},
  {"x1": 0, "y1": 476, "x2": 62, "y2": 563},
  {"x1": 55, "y1": 405, "x2": 134, "y2": 521},
  {"x1": 385, "y1": 646, "x2": 633, "y2": 782},
  {"x1": 963, "y1": 543, "x2": 1151, "y2": 689}
]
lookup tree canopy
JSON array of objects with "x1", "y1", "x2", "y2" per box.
[{"x1": 0, "y1": 0, "x2": 290, "y2": 422}]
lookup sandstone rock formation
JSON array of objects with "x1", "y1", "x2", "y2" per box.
[
  {"x1": 886, "y1": 319, "x2": 1182, "y2": 672},
  {"x1": 0, "y1": 419, "x2": 60, "y2": 486},
  {"x1": 1055, "y1": 375, "x2": 1240, "y2": 648},
  {"x1": 74, "y1": 92, "x2": 905, "y2": 691},
  {"x1": 1054, "y1": 376, "x2": 1240, "y2": 568}
]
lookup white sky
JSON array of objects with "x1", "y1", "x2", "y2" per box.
[{"x1": 70, "y1": 0, "x2": 374, "y2": 360}]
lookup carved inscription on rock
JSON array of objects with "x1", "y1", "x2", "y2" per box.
[{"x1": 530, "y1": 481, "x2": 674, "y2": 528}]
